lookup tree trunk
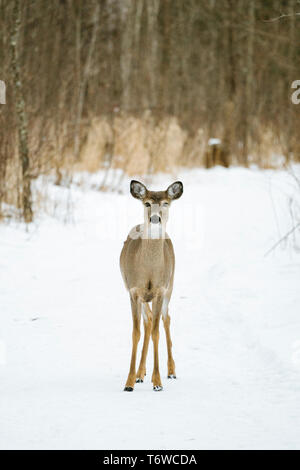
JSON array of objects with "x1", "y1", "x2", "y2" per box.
[
  {"x1": 74, "y1": 1, "x2": 100, "y2": 160},
  {"x1": 285, "y1": 0, "x2": 296, "y2": 163},
  {"x1": 242, "y1": 0, "x2": 255, "y2": 166},
  {"x1": 10, "y1": 0, "x2": 32, "y2": 223}
]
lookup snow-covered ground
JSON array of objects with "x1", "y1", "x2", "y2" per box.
[{"x1": 1, "y1": 166, "x2": 300, "y2": 450}]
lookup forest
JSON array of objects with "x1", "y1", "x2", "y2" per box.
[
  {"x1": 0, "y1": 0, "x2": 299, "y2": 221},
  {"x1": 1, "y1": 1, "x2": 300, "y2": 451}
]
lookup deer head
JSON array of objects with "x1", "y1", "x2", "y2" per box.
[{"x1": 130, "y1": 180, "x2": 183, "y2": 238}]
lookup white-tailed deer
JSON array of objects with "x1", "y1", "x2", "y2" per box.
[{"x1": 120, "y1": 180, "x2": 183, "y2": 391}]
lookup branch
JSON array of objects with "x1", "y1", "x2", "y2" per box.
[
  {"x1": 264, "y1": 222, "x2": 300, "y2": 257},
  {"x1": 284, "y1": 163, "x2": 300, "y2": 190},
  {"x1": 263, "y1": 13, "x2": 300, "y2": 23}
]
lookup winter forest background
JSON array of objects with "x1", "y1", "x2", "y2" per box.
[
  {"x1": 0, "y1": 0, "x2": 299, "y2": 222},
  {"x1": 1, "y1": 0, "x2": 300, "y2": 451}
]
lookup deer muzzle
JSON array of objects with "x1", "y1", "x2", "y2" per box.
[{"x1": 150, "y1": 215, "x2": 161, "y2": 224}]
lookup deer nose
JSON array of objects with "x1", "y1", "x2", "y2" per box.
[{"x1": 150, "y1": 215, "x2": 161, "y2": 224}]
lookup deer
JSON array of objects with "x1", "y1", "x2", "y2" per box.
[{"x1": 120, "y1": 180, "x2": 183, "y2": 391}]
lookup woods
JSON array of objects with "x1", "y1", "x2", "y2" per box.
[
  {"x1": 1, "y1": 1, "x2": 300, "y2": 452},
  {"x1": 0, "y1": 0, "x2": 299, "y2": 220}
]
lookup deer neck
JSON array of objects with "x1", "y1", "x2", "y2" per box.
[{"x1": 140, "y1": 220, "x2": 167, "y2": 257}]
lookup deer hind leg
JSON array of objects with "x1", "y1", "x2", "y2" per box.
[
  {"x1": 136, "y1": 303, "x2": 152, "y2": 383},
  {"x1": 124, "y1": 294, "x2": 141, "y2": 391},
  {"x1": 163, "y1": 310, "x2": 176, "y2": 379},
  {"x1": 151, "y1": 295, "x2": 163, "y2": 391}
]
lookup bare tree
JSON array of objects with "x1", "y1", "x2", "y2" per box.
[
  {"x1": 10, "y1": 0, "x2": 32, "y2": 222},
  {"x1": 0, "y1": 0, "x2": 300, "y2": 219},
  {"x1": 74, "y1": 1, "x2": 100, "y2": 160}
]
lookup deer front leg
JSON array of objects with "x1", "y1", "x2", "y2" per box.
[
  {"x1": 124, "y1": 295, "x2": 141, "y2": 391},
  {"x1": 151, "y1": 296, "x2": 163, "y2": 391},
  {"x1": 136, "y1": 303, "x2": 152, "y2": 383},
  {"x1": 163, "y1": 312, "x2": 176, "y2": 378}
]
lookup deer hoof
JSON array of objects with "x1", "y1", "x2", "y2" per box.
[
  {"x1": 153, "y1": 385, "x2": 163, "y2": 391},
  {"x1": 124, "y1": 386, "x2": 134, "y2": 392},
  {"x1": 168, "y1": 374, "x2": 176, "y2": 379},
  {"x1": 136, "y1": 378, "x2": 144, "y2": 383}
]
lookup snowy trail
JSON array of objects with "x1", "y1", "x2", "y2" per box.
[{"x1": 1, "y1": 167, "x2": 300, "y2": 449}]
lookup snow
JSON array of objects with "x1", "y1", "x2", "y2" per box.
[
  {"x1": 1, "y1": 166, "x2": 300, "y2": 450},
  {"x1": 208, "y1": 138, "x2": 221, "y2": 146}
]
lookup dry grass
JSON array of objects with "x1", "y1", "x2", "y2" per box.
[
  {"x1": 72, "y1": 113, "x2": 188, "y2": 176},
  {"x1": 0, "y1": 112, "x2": 293, "y2": 220}
]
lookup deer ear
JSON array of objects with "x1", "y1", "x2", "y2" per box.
[
  {"x1": 130, "y1": 180, "x2": 147, "y2": 200},
  {"x1": 167, "y1": 181, "x2": 183, "y2": 200}
]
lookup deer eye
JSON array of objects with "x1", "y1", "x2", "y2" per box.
[
  {"x1": 162, "y1": 202, "x2": 169, "y2": 207},
  {"x1": 145, "y1": 202, "x2": 151, "y2": 208}
]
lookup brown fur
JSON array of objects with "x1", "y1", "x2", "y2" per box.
[{"x1": 120, "y1": 180, "x2": 183, "y2": 391}]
